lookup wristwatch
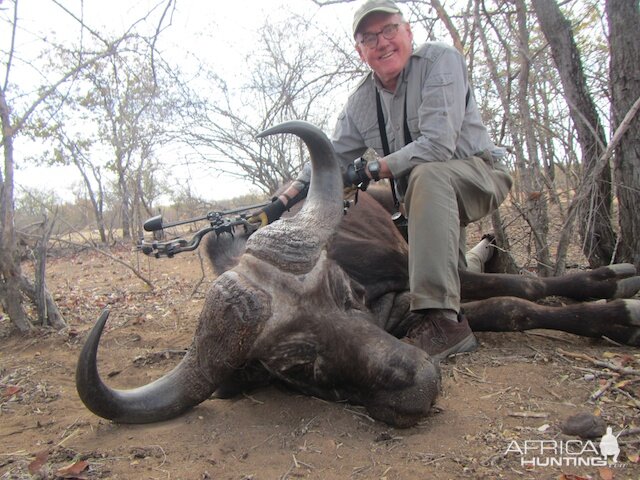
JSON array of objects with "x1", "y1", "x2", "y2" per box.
[{"x1": 367, "y1": 159, "x2": 381, "y2": 181}]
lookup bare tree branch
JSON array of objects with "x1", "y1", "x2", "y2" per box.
[
  {"x1": 559, "y1": 94, "x2": 640, "y2": 254},
  {"x1": 3, "y1": 0, "x2": 19, "y2": 92},
  {"x1": 149, "y1": 0, "x2": 176, "y2": 87},
  {"x1": 5, "y1": 41, "x2": 123, "y2": 141}
]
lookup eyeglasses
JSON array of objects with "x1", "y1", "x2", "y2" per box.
[{"x1": 358, "y1": 23, "x2": 402, "y2": 49}]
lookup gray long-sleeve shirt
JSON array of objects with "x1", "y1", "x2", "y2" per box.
[{"x1": 297, "y1": 41, "x2": 498, "y2": 199}]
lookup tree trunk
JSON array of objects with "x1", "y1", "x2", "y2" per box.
[
  {"x1": 34, "y1": 215, "x2": 66, "y2": 329},
  {"x1": 74, "y1": 157, "x2": 107, "y2": 244},
  {"x1": 532, "y1": 0, "x2": 616, "y2": 268},
  {"x1": 116, "y1": 153, "x2": 132, "y2": 241},
  {"x1": 489, "y1": 210, "x2": 519, "y2": 274},
  {"x1": 514, "y1": 0, "x2": 552, "y2": 276},
  {"x1": 1, "y1": 90, "x2": 66, "y2": 332},
  {"x1": 474, "y1": 0, "x2": 522, "y2": 272},
  {"x1": 0, "y1": 90, "x2": 33, "y2": 333},
  {"x1": 607, "y1": 0, "x2": 640, "y2": 270},
  {"x1": 429, "y1": 0, "x2": 464, "y2": 53}
]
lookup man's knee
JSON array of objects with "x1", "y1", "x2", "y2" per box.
[{"x1": 407, "y1": 162, "x2": 451, "y2": 193}]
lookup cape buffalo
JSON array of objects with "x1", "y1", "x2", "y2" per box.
[{"x1": 77, "y1": 121, "x2": 640, "y2": 428}]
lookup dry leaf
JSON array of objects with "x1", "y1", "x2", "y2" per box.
[
  {"x1": 598, "y1": 466, "x2": 614, "y2": 480},
  {"x1": 56, "y1": 459, "x2": 89, "y2": 478},
  {"x1": 28, "y1": 449, "x2": 49, "y2": 474},
  {"x1": 2, "y1": 385, "x2": 22, "y2": 397},
  {"x1": 614, "y1": 379, "x2": 631, "y2": 389},
  {"x1": 537, "y1": 423, "x2": 550, "y2": 432}
]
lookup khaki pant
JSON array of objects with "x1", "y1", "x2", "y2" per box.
[{"x1": 404, "y1": 156, "x2": 512, "y2": 313}]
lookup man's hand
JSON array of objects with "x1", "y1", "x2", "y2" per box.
[
  {"x1": 248, "y1": 197, "x2": 287, "y2": 228},
  {"x1": 344, "y1": 157, "x2": 370, "y2": 191}
]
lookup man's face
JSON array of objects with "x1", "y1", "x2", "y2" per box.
[{"x1": 355, "y1": 12, "x2": 413, "y2": 90}]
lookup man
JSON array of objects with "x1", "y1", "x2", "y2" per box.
[{"x1": 252, "y1": 0, "x2": 512, "y2": 359}]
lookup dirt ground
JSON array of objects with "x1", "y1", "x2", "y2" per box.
[{"x1": 1, "y1": 245, "x2": 639, "y2": 480}]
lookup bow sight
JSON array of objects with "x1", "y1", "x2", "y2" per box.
[{"x1": 137, "y1": 201, "x2": 270, "y2": 258}]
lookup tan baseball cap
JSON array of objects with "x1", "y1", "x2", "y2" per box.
[{"x1": 352, "y1": 0, "x2": 401, "y2": 37}]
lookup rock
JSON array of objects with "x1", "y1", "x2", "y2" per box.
[{"x1": 561, "y1": 412, "x2": 606, "y2": 439}]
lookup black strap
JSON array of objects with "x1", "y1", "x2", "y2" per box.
[
  {"x1": 375, "y1": 89, "x2": 406, "y2": 211},
  {"x1": 403, "y1": 92, "x2": 412, "y2": 145},
  {"x1": 375, "y1": 90, "x2": 391, "y2": 155}
]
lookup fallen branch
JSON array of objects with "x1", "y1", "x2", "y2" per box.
[
  {"x1": 50, "y1": 235, "x2": 154, "y2": 289},
  {"x1": 557, "y1": 348, "x2": 640, "y2": 408},
  {"x1": 508, "y1": 411, "x2": 550, "y2": 418},
  {"x1": 558, "y1": 349, "x2": 640, "y2": 376},
  {"x1": 21, "y1": 221, "x2": 154, "y2": 290},
  {"x1": 590, "y1": 378, "x2": 615, "y2": 401}
]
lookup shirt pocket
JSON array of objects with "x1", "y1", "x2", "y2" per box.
[
  {"x1": 425, "y1": 72, "x2": 453, "y2": 87},
  {"x1": 423, "y1": 72, "x2": 454, "y2": 109}
]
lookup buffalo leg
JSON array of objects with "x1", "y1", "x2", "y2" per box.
[
  {"x1": 462, "y1": 297, "x2": 640, "y2": 346},
  {"x1": 461, "y1": 264, "x2": 640, "y2": 302}
]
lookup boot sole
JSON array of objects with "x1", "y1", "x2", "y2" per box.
[{"x1": 432, "y1": 333, "x2": 479, "y2": 362}]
